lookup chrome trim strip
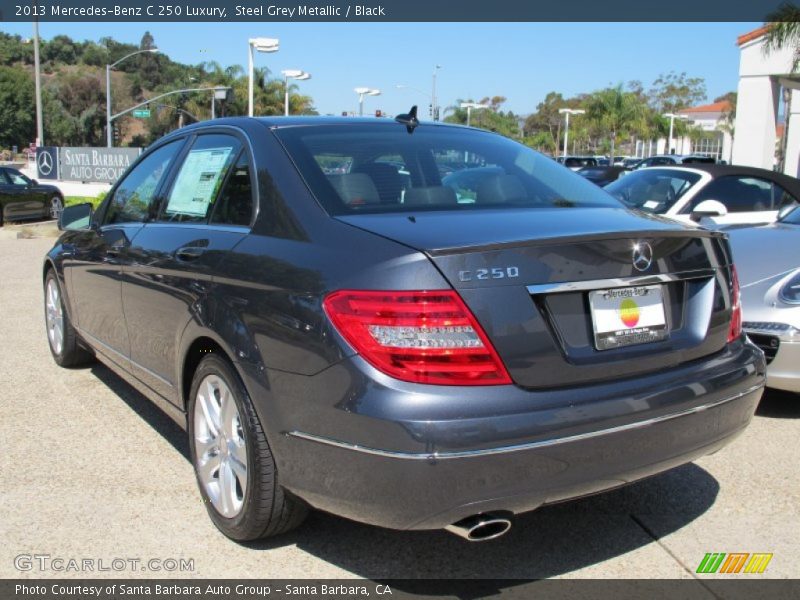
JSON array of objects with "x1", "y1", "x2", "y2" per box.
[
  {"x1": 286, "y1": 382, "x2": 763, "y2": 461},
  {"x1": 77, "y1": 328, "x2": 175, "y2": 388},
  {"x1": 526, "y1": 269, "x2": 716, "y2": 295}
]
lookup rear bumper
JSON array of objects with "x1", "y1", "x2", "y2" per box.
[{"x1": 240, "y1": 340, "x2": 765, "y2": 530}]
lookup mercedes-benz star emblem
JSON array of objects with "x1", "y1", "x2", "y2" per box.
[
  {"x1": 37, "y1": 150, "x2": 53, "y2": 176},
  {"x1": 632, "y1": 242, "x2": 654, "y2": 272}
]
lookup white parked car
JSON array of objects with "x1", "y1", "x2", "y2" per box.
[{"x1": 604, "y1": 164, "x2": 800, "y2": 227}]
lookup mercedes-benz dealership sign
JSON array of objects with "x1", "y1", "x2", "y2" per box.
[
  {"x1": 37, "y1": 146, "x2": 142, "y2": 184},
  {"x1": 36, "y1": 147, "x2": 59, "y2": 180}
]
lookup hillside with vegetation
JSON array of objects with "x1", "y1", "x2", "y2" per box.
[{"x1": 0, "y1": 31, "x2": 317, "y2": 150}]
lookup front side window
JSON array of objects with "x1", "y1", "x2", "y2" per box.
[
  {"x1": 605, "y1": 168, "x2": 701, "y2": 213},
  {"x1": 105, "y1": 141, "x2": 182, "y2": 225},
  {"x1": 6, "y1": 169, "x2": 31, "y2": 185},
  {"x1": 161, "y1": 134, "x2": 242, "y2": 223},
  {"x1": 274, "y1": 124, "x2": 619, "y2": 215}
]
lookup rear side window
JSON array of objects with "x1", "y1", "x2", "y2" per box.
[
  {"x1": 106, "y1": 141, "x2": 182, "y2": 224},
  {"x1": 274, "y1": 124, "x2": 619, "y2": 215},
  {"x1": 690, "y1": 176, "x2": 788, "y2": 213},
  {"x1": 160, "y1": 134, "x2": 242, "y2": 223},
  {"x1": 210, "y1": 151, "x2": 254, "y2": 227}
]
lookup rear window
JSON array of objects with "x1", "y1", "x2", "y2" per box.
[{"x1": 273, "y1": 124, "x2": 620, "y2": 215}]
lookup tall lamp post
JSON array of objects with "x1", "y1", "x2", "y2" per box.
[
  {"x1": 460, "y1": 102, "x2": 488, "y2": 127},
  {"x1": 431, "y1": 65, "x2": 442, "y2": 121},
  {"x1": 32, "y1": 6, "x2": 43, "y2": 146},
  {"x1": 248, "y1": 37, "x2": 280, "y2": 117},
  {"x1": 558, "y1": 108, "x2": 585, "y2": 159},
  {"x1": 354, "y1": 87, "x2": 381, "y2": 116},
  {"x1": 281, "y1": 69, "x2": 311, "y2": 116},
  {"x1": 662, "y1": 112, "x2": 688, "y2": 154},
  {"x1": 106, "y1": 47, "x2": 159, "y2": 147}
]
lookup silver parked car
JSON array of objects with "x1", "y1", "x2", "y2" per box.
[{"x1": 728, "y1": 205, "x2": 800, "y2": 394}]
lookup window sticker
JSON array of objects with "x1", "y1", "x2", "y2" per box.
[{"x1": 166, "y1": 146, "x2": 234, "y2": 217}]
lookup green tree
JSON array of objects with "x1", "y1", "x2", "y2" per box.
[
  {"x1": 0, "y1": 66, "x2": 35, "y2": 148},
  {"x1": 648, "y1": 71, "x2": 707, "y2": 113},
  {"x1": 764, "y1": 3, "x2": 800, "y2": 72},
  {"x1": 586, "y1": 84, "x2": 647, "y2": 160}
]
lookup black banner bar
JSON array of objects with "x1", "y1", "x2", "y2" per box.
[
  {"x1": 0, "y1": 0, "x2": 789, "y2": 22},
  {"x1": 4, "y1": 580, "x2": 800, "y2": 600}
]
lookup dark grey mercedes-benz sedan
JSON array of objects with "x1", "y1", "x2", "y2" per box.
[{"x1": 44, "y1": 114, "x2": 765, "y2": 542}]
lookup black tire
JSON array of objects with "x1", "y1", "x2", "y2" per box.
[
  {"x1": 44, "y1": 270, "x2": 94, "y2": 367},
  {"x1": 188, "y1": 353, "x2": 307, "y2": 541}
]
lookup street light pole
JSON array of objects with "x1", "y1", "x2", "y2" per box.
[
  {"x1": 460, "y1": 102, "x2": 488, "y2": 127},
  {"x1": 431, "y1": 65, "x2": 441, "y2": 121},
  {"x1": 281, "y1": 70, "x2": 311, "y2": 116},
  {"x1": 354, "y1": 87, "x2": 380, "y2": 117},
  {"x1": 248, "y1": 38, "x2": 280, "y2": 117},
  {"x1": 106, "y1": 47, "x2": 159, "y2": 147},
  {"x1": 558, "y1": 108, "x2": 585, "y2": 159},
  {"x1": 33, "y1": 6, "x2": 43, "y2": 146},
  {"x1": 662, "y1": 112, "x2": 688, "y2": 154}
]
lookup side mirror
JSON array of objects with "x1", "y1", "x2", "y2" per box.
[
  {"x1": 58, "y1": 202, "x2": 93, "y2": 231},
  {"x1": 30, "y1": 179, "x2": 39, "y2": 186},
  {"x1": 690, "y1": 199, "x2": 728, "y2": 223}
]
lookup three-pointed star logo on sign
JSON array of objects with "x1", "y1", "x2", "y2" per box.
[{"x1": 37, "y1": 150, "x2": 54, "y2": 176}]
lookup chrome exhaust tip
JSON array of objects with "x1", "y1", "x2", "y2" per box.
[{"x1": 444, "y1": 513, "x2": 512, "y2": 542}]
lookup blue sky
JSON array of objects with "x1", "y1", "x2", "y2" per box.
[{"x1": 1, "y1": 22, "x2": 760, "y2": 116}]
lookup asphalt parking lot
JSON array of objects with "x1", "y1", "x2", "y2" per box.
[{"x1": 1, "y1": 233, "x2": 798, "y2": 581}]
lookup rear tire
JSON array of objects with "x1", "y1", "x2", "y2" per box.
[
  {"x1": 188, "y1": 353, "x2": 307, "y2": 541},
  {"x1": 44, "y1": 270, "x2": 94, "y2": 367}
]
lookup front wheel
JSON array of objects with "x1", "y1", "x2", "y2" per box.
[
  {"x1": 188, "y1": 354, "x2": 307, "y2": 541},
  {"x1": 49, "y1": 196, "x2": 63, "y2": 220},
  {"x1": 44, "y1": 271, "x2": 93, "y2": 367}
]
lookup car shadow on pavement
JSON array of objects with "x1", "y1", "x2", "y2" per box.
[
  {"x1": 89, "y1": 362, "x2": 720, "y2": 581},
  {"x1": 756, "y1": 389, "x2": 800, "y2": 419}
]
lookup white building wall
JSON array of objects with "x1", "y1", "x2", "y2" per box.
[
  {"x1": 785, "y1": 88, "x2": 800, "y2": 178},
  {"x1": 732, "y1": 34, "x2": 797, "y2": 173}
]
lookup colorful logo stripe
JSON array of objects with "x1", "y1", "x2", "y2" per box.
[{"x1": 696, "y1": 553, "x2": 773, "y2": 574}]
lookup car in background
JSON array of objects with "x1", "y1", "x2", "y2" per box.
[
  {"x1": 622, "y1": 157, "x2": 643, "y2": 169},
  {"x1": 632, "y1": 155, "x2": 716, "y2": 169},
  {"x1": 728, "y1": 205, "x2": 800, "y2": 393},
  {"x1": 44, "y1": 115, "x2": 764, "y2": 543},
  {"x1": 0, "y1": 167, "x2": 64, "y2": 226},
  {"x1": 556, "y1": 156, "x2": 598, "y2": 171},
  {"x1": 604, "y1": 164, "x2": 800, "y2": 227},
  {"x1": 577, "y1": 165, "x2": 630, "y2": 187}
]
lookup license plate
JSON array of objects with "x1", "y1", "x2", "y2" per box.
[{"x1": 589, "y1": 285, "x2": 667, "y2": 351}]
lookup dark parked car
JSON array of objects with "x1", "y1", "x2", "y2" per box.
[
  {"x1": 577, "y1": 165, "x2": 630, "y2": 187},
  {"x1": 0, "y1": 167, "x2": 64, "y2": 225},
  {"x1": 44, "y1": 116, "x2": 765, "y2": 543},
  {"x1": 633, "y1": 154, "x2": 716, "y2": 169}
]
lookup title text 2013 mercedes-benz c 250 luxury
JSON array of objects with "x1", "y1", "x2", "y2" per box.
[{"x1": 44, "y1": 112, "x2": 765, "y2": 542}]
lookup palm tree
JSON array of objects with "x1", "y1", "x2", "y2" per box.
[
  {"x1": 764, "y1": 4, "x2": 800, "y2": 72},
  {"x1": 585, "y1": 84, "x2": 646, "y2": 161}
]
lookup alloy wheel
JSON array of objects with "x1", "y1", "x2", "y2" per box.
[
  {"x1": 45, "y1": 278, "x2": 64, "y2": 355},
  {"x1": 193, "y1": 374, "x2": 248, "y2": 519}
]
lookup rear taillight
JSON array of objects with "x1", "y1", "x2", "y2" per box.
[
  {"x1": 727, "y1": 265, "x2": 742, "y2": 343},
  {"x1": 323, "y1": 290, "x2": 512, "y2": 386}
]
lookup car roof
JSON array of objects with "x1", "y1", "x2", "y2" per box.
[{"x1": 176, "y1": 115, "x2": 467, "y2": 131}]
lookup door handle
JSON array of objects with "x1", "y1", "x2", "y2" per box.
[{"x1": 175, "y1": 246, "x2": 207, "y2": 261}]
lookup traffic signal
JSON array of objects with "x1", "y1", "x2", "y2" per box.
[
  {"x1": 113, "y1": 126, "x2": 120, "y2": 143},
  {"x1": 429, "y1": 104, "x2": 433, "y2": 117}
]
